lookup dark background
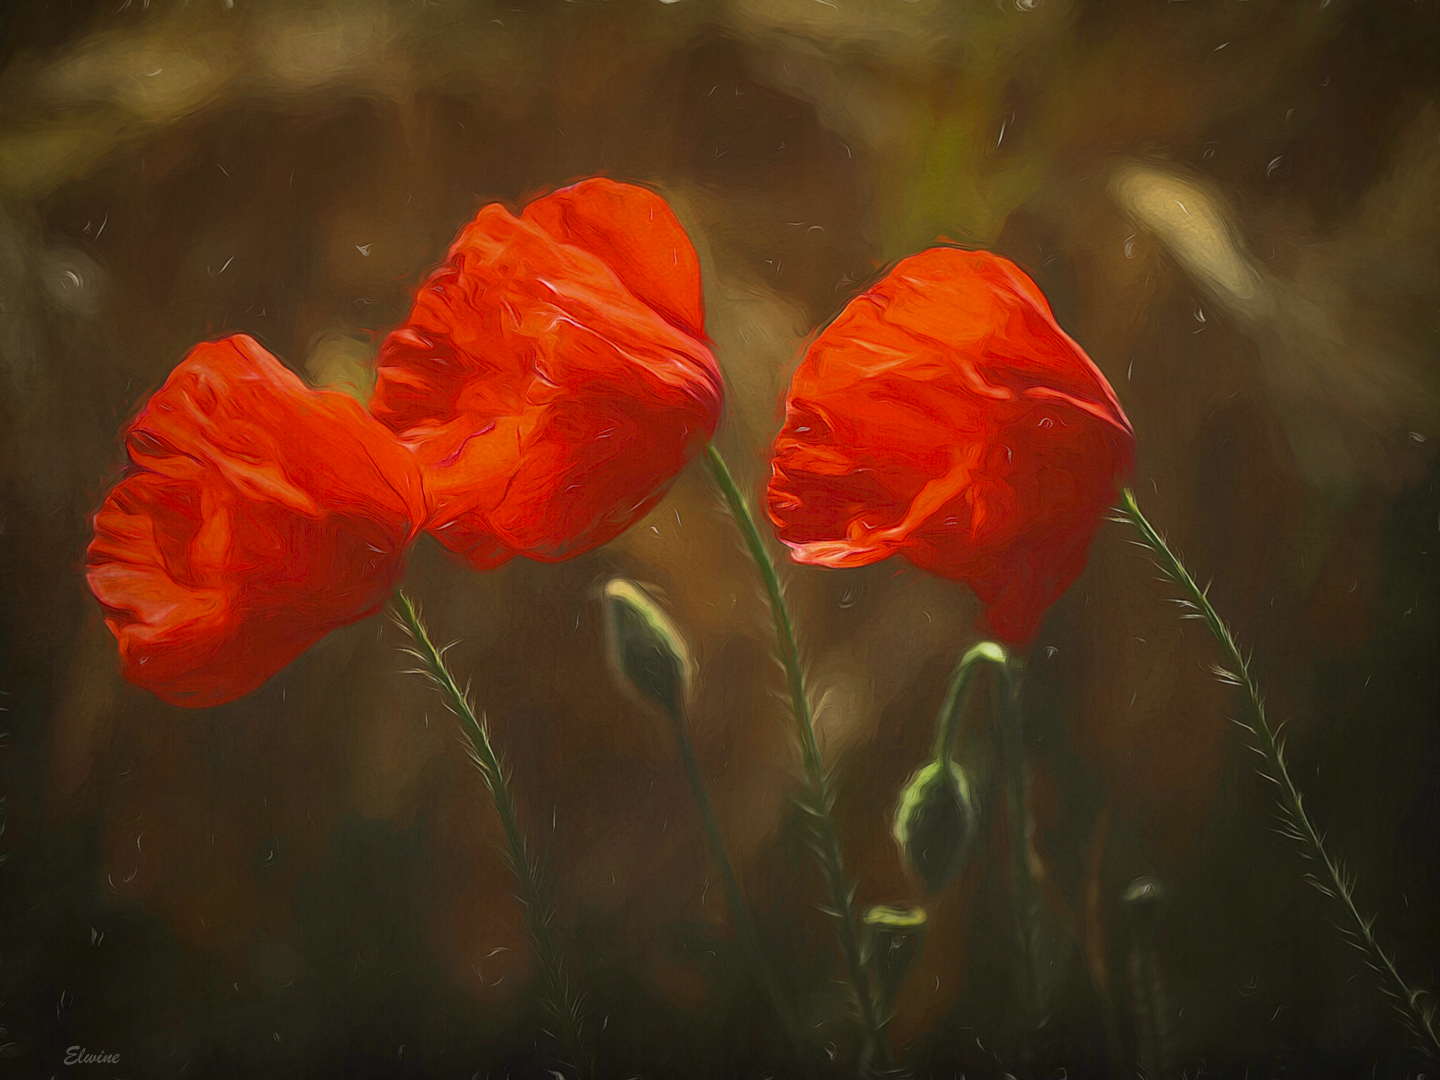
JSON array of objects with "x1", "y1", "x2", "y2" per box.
[{"x1": 1, "y1": 0, "x2": 1438, "y2": 1076}]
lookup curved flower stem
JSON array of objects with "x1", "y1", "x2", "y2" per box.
[
  {"x1": 934, "y1": 641, "x2": 1045, "y2": 1072},
  {"x1": 1117, "y1": 489, "x2": 1440, "y2": 1062},
  {"x1": 703, "y1": 444, "x2": 890, "y2": 1076},
  {"x1": 933, "y1": 641, "x2": 1009, "y2": 764},
  {"x1": 663, "y1": 698, "x2": 817, "y2": 1076},
  {"x1": 392, "y1": 591, "x2": 593, "y2": 1080}
]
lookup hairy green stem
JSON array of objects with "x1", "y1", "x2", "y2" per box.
[
  {"x1": 663, "y1": 697, "x2": 817, "y2": 1075},
  {"x1": 393, "y1": 591, "x2": 593, "y2": 1079},
  {"x1": 703, "y1": 444, "x2": 890, "y2": 1075},
  {"x1": 1117, "y1": 489, "x2": 1440, "y2": 1062}
]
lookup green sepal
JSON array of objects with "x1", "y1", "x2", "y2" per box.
[
  {"x1": 893, "y1": 758, "x2": 976, "y2": 895},
  {"x1": 601, "y1": 578, "x2": 695, "y2": 720}
]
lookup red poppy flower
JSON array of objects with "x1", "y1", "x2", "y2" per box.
[
  {"x1": 370, "y1": 177, "x2": 722, "y2": 569},
  {"x1": 766, "y1": 248, "x2": 1135, "y2": 645},
  {"x1": 86, "y1": 335, "x2": 428, "y2": 707}
]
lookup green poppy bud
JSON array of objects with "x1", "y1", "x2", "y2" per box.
[
  {"x1": 893, "y1": 759, "x2": 976, "y2": 894},
  {"x1": 601, "y1": 578, "x2": 696, "y2": 720},
  {"x1": 862, "y1": 904, "x2": 928, "y2": 1007},
  {"x1": 1121, "y1": 875, "x2": 1167, "y2": 939}
]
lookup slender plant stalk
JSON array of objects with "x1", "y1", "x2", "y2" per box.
[
  {"x1": 703, "y1": 444, "x2": 890, "y2": 1075},
  {"x1": 393, "y1": 591, "x2": 593, "y2": 1079},
  {"x1": 662, "y1": 697, "x2": 817, "y2": 1076},
  {"x1": 992, "y1": 657, "x2": 1045, "y2": 1077},
  {"x1": 1117, "y1": 488, "x2": 1440, "y2": 1062}
]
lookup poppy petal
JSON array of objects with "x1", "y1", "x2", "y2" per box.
[
  {"x1": 371, "y1": 180, "x2": 722, "y2": 567},
  {"x1": 523, "y1": 177, "x2": 707, "y2": 341},
  {"x1": 767, "y1": 248, "x2": 1135, "y2": 645},
  {"x1": 86, "y1": 335, "x2": 428, "y2": 707}
]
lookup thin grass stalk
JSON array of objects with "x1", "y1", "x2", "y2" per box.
[
  {"x1": 702, "y1": 444, "x2": 890, "y2": 1076},
  {"x1": 392, "y1": 591, "x2": 593, "y2": 1079},
  {"x1": 1116, "y1": 488, "x2": 1440, "y2": 1062}
]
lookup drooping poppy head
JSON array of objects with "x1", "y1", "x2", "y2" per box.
[
  {"x1": 370, "y1": 177, "x2": 723, "y2": 569},
  {"x1": 766, "y1": 248, "x2": 1135, "y2": 646},
  {"x1": 86, "y1": 335, "x2": 428, "y2": 707}
]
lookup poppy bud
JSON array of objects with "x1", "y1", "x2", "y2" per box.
[
  {"x1": 862, "y1": 904, "x2": 928, "y2": 1007},
  {"x1": 1121, "y1": 875, "x2": 1167, "y2": 940},
  {"x1": 1121, "y1": 876, "x2": 1173, "y2": 1078},
  {"x1": 601, "y1": 578, "x2": 695, "y2": 720},
  {"x1": 893, "y1": 758, "x2": 977, "y2": 894}
]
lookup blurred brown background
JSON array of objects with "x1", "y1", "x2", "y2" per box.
[{"x1": 1, "y1": 0, "x2": 1438, "y2": 1076}]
